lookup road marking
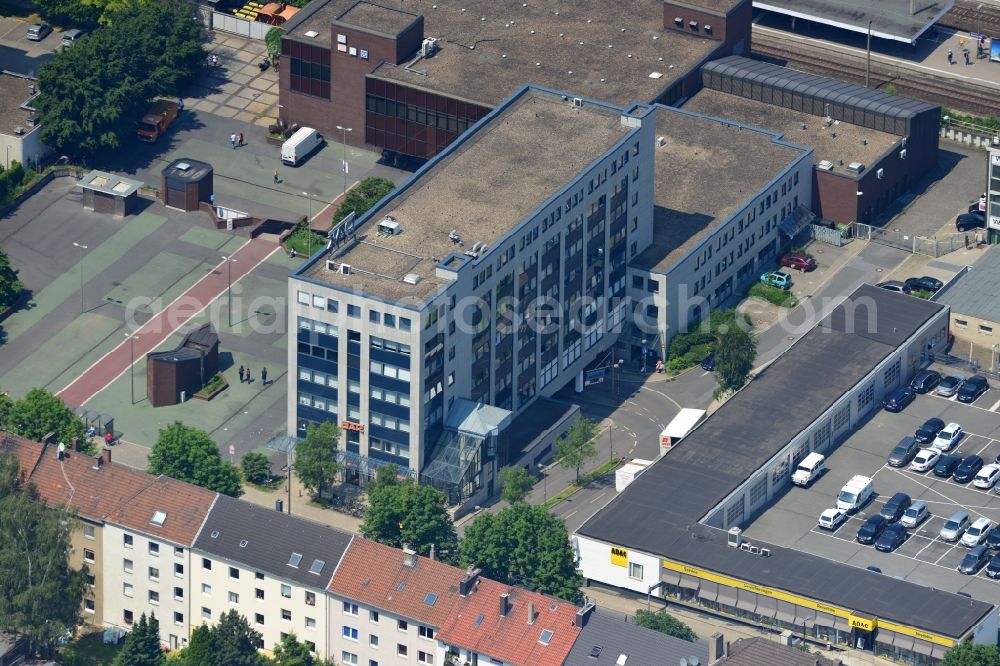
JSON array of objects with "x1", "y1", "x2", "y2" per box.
[
  {"x1": 990, "y1": 399, "x2": 1000, "y2": 412},
  {"x1": 590, "y1": 491, "x2": 608, "y2": 504},
  {"x1": 564, "y1": 510, "x2": 578, "y2": 521}
]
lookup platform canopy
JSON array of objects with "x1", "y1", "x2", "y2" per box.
[{"x1": 753, "y1": 0, "x2": 954, "y2": 44}]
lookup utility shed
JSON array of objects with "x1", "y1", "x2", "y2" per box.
[{"x1": 78, "y1": 170, "x2": 143, "y2": 217}]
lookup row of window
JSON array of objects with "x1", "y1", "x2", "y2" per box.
[
  {"x1": 300, "y1": 368, "x2": 337, "y2": 388},
  {"x1": 954, "y1": 319, "x2": 994, "y2": 334},
  {"x1": 297, "y1": 291, "x2": 411, "y2": 330},
  {"x1": 370, "y1": 411, "x2": 410, "y2": 432},
  {"x1": 370, "y1": 359, "x2": 411, "y2": 382},
  {"x1": 299, "y1": 392, "x2": 337, "y2": 414},
  {"x1": 370, "y1": 336, "x2": 411, "y2": 355}
]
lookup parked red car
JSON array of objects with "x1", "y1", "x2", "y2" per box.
[{"x1": 779, "y1": 253, "x2": 817, "y2": 272}]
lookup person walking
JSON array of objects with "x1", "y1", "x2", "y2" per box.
[
  {"x1": 230, "y1": 132, "x2": 237, "y2": 149},
  {"x1": 273, "y1": 169, "x2": 279, "y2": 184},
  {"x1": 238, "y1": 132, "x2": 244, "y2": 147},
  {"x1": 245, "y1": 367, "x2": 252, "y2": 384},
  {"x1": 238, "y1": 365, "x2": 245, "y2": 383},
  {"x1": 261, "y1": 367, "x2": 268, "y2": 385}
]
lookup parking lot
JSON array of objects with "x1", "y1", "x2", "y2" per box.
[{"x1": 744, "y1": 386, "x2": 1000, "y2": 604}]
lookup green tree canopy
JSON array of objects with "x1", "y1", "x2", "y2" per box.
[
  {"x1": 34, "y1": 0, "x2": 101, "y2": 28},
  {"x1": 554, "y1": 416, "x2": 597, "y2": 483},
  {"x1": 212, "y1": 610, "x2": 267, "y2": 666},
  {"x1": 713, "y1": 323, "x2": 756, "y2": 398},
  {"x1": 0, "y1": 250, "x2": 23, "y2": 310},
  {"x1": 241, "y1": 451, "x2": 271, "y2": 485},
  {"x1": 632, "y1": 609, "x2": 698, "y2": 642},
  {"x1": 180, "y1": 624, "x2": 214, "y2": 666},
  {"x1": 36, "y1": 0, "x2": 204, "y2": 157},
  {"x1": 148, "y1": 422, "x2": 243, "y2": 497},
  {"x1": 6, "y1": 387, "x2": 86, "y2": 445},
  {"x1": 499, "y1": 466, "x2": 536, "y2": 504},
  {"x1": 332, "y1": 177, "x2": 395, "y2": 225},
  {"x1": 361, "y1": 480, "x2": 458, "y2": 562},
  {"x1": 0, "y1": 454, "x2": 88, "y2": 657},
  {"x1": 113, "y1": 613, "x2": 165, "y2": 666},
  {"x1": 0, "y1": 392, "x2": 13, "y2": 431},
  {"x1": 459, "y1": 503, "x2": 583, "y2": 603},
  {"x1": 941, "y1": 642, "x2": 1000, "y2": 666},
  {"x1": 294, "y1": 422, "x2": 341, "y2": 498},
  {"x1": 271, "y1": 632, "x2": 335, "y2": 666}
]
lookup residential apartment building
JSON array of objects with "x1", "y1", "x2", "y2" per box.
[
  {"x1": 190, "y1": 494, "x2": 353, "y2": 660},
  {"x1": 289, "y1": 85, "x2": 656, "y2": 506},
  {"x1": 101, "y1": 477, "x2": 217, "y2": 650}
]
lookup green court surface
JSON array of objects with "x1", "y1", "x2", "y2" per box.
[
  {"x1": 0, "y1": 312, "x2": 124, "y2": 398},
  {"x1": 101, "y1": 252, "x2": 201, "y2": 311},
  {"x1": 179, "y1": 225, "x2": 245, "y2": 251},
  {"x1": 2, "y1": 212, "x2": 167, "y2": 343}
]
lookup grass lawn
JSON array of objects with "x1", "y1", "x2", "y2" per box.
[
  {"x1": 60, "y1": 632, "x2": 122, "y2": 665},
  {"x1": 285, "y1": 226, "x2": 327, "y2": 256},
  {"x1": 747, "y1": 282, "x2": 798, "y2": 308}
]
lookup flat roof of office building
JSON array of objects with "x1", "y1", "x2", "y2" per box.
[
  {"x1": 683, "y1": 88, "x2": 899, "y2": 174},
  {"x1": 285, "y1": 0, "x2": 720, "y2": 108},
  {"x1": 298, "y1": 87, "x2": 633, "y2": 302},
  {"x1": 578, "y1": 286, "x2": 993, "y2": 640},
  {"x1": 632, "y1": 105, "x2": 808, "y2": 273},
  {"x1": 752, "y1": 0, "x2": 954, "y2": 44},
  {"x1": 935, "y1": 246, "x2": 1000, "y2": 324}
]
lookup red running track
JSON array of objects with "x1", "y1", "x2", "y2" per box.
[{"x1": 57, "y1": 237, "x2": 278, "y2": 408}]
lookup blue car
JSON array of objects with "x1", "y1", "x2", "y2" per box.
[
  {"x1": 701, "y1": 352, "x2": 715, "y2": 371},
  {"x1": 882, "y1": 387, "x2": 915, "y2": 412}
]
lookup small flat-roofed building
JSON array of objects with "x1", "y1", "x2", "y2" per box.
[
  {"x1": 0, "y1": 72, "x2": 47, "y2": 171},
  {"x1": 160, "y1": 159, "x2": 213, "y2": 212},
  {"x1": 685, "y1": 56, "x2": 940, "y2": 225},
  {"x1": 278, "y1": 0, "x2": 753, "y2": 161},
  {"x1": 753, "y1": 0, "x2": 954, "y2": 45},
  {"x1": 288, "y1": 85, "x2": 655, "y2": 506},
  {"x1": 78, "y1": 171, "x2": 144, "y2": 217},
  {"x1": 627, "y1": 104, "x2": 812, "y2": 356}
]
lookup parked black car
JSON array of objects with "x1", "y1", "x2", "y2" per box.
[
  {"x1": 954, "y1": 455, "x2": 985, "y2": 484},
  {"x1": 887, "y1": 436, "x2": 919, "y2": 467},
  {"x1": 909, "y1": 370, "x2": 941, "y2": 394},
  {"x1": 958, "y1": 376, "x2": 990, "y2": 404},
  {"x1": 700, "y1": 352, "x2": 715, "y2": 371},
  {"x1": 957, "y1": 212, "x2": 986, "y2": 232},
  {"x1": 915, "y1": 417, "x2": 946, "y2": 444},
  {"x1": 875, "y1": 523, "x2": 908, "y2": 552},
  {"x1": 857, "y1": 515, "x2": 889, "y2": 545},
  {"x1": 882, "y1": 387, "x2": 916, "y2": 412},
  {"x1": 987, "y1": 553, "x2": 1000, "y2": 579},
  {"x1": 934, "y1": 454, "x2": 963, "y2": 478},
  {"x1": 986, "y1": 529, "x2": 1000, "y2": 550},
  {"x1": 904, "y1": 276, "x2": 944, "y2": 293},
  {"x1": 880, "y1": 492, "x2": 912, "y2": 522},
  {"x1": 960, "y1": 545, "x2": 991, "y2": 575}
]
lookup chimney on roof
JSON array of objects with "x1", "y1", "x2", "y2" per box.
[
  {"x1": 527, "y1": 602, "x2": 535, "y2": 625},
  {"x1": 429, "y1": 544, "x2": 435, "y2": 561},
  {"x1": 403, "y1": 546, "x2": 417, "y2": 568},
  {"x1": 42, "y1": 431, "x2": 56, "y2": 444},
  {"x1": 72, "y1": 437, "x2": 81, "y2": 452},
  {"x1": 500, "y1": 593, "x2": 511, "y2": 617},
  {"x1": 708, "y1": 633, "x2": 725, "y2": 664},
  {"x1": 460, "y1": 568, "x2": 481, "y2": 596},
  {"x1": 576, "y1": 602, "x2": 596, "y2": 628},
  {"x1": 102, "y1": 447, "x2": 112, "y2": 465}
]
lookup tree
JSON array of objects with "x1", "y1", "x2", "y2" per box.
[
  {"x1": 0, "y1": 454, "x2": 88, "y2": 657},
  {"x1": 554, "y1": 416, "x2": 597, "y2": 483},
  {"x1": 0, "y1": 250, "x2": 23, "y2": 310},
  {"x1": 36, "y1": 0, "x2": 204, "y2": 158},
  {"x1": 362, "y1": 480, "x2": 458, "y2": 562},
  {"x1": 459, "y1": 503, "x2": 583, "y2": 603},
  {"x1": 294, "y1": 422, "x2": 341, "y2": 499},
  {"x1": 113, "y1": 613, "x2": 165, "y2": 666},
  {"x1": 265, "y1": 27, "x2": 283, "y2": 60},
  {"x1": 499, "y1": 466, "x2": 536, "y2": 504},
  {"x1": 373, "y1": 463, "x2": 399, "y2": 487},
  {"x1": 6, "y1": 388, "x2": 86, "y2": 445},
  {"x1": 241, "y1": 451, "x2": 271, "y2": 485},
  {"x1": 941, "y1": 641, "x2": 1000, "y2": 666},
  {"x1": 0, "y1": 391, "x2": 13, "y2": 430},
  {"x1": 272, "y1": 632, "x2": 332, "y2": 666},
  {"x1": 213, "y1": 610, "x2": 266, "y2": 666},
  {"x1": 180, "y1": 624, "x2": 214, "y2": 666},
  {"x1": 34, "y1": 0, "x2": 101, "y2": 28},
  {"x1": 332, "y1": 177, "x2": 395, "y2": 225},
  {"x1": 633, "y1": 609, "x2": 698, "y2": 642},
  {"x1": 148, "y1": 422, "x2": 243, "y2": 497},
  {"x1": 713, "y1": 324, "x2": 756, "y2": 398}
]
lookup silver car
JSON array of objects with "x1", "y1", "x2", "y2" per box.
[
  {"x1": 937, "y1": 374, "x2": 965, "y2": 397},
  {"x1": 940, "y1": 511, "x2": 971, "y2": 541}
]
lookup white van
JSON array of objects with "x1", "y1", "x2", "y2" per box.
[
  {"x1": 792, "y1": 452, "x2": 825, "y2": 487},
  {"x1": 836, "y1": 475, "x2": 874, "y2": 512},
  {"x1": 281, "y1": 127, "x2": 324, "y2": 166}
]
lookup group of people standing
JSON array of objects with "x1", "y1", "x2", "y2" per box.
[{"x1": 238, "y1": 365, "x2": 268, "y2": 386}]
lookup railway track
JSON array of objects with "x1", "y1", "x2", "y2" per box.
[
  {"x1": 752, "y1": 26, "x2": 1000, "y2": 118},
  {"x1": 939, "y1": 0, "x2": 1000, "y2": 34}
]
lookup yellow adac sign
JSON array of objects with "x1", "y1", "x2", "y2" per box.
[
  {"x1": 610, "y1": 546, "x2": 628, "y2": 567},
  {"x1": 849, "y1": 614, "x2": 876, "y2": 632}
]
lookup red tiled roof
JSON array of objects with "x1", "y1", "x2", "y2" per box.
[
  {"x1": 29, "y1": 447, "x2": 156, "y2": 522},
  {"x1": 104, "y1": 475, "x2": 217, "y2": 547},
  {"x1": 0, "y1": 435, "x2": 44, "y2": 479},
  {"x1": 436, "y1": 577, "x2": 579, "y2": 666},
  {"x1": 328, "y1": 538, "x2": 464, "y2": 627}
]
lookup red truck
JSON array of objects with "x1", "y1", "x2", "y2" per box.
[{"x1": 137, "y1": 99, "x2": 178, "y2": 142}]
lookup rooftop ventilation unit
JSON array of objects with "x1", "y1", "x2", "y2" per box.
[
  {"x1": 573, "y1": 97, "x2": 583, "y2": 107},
  {"x1": 816, "y1": 160, "x2": 834, "y2": 172},
  {"x1": 727, "y1": 526, "x2": 742, "y2": 548},
  {"x1": 378, "y1": 217, "x2": 401, "y2": 236},
  {"x1": 876, "y1": 168, "x2": 884, "y2": 179},
  {"x1": 26, "y1": 116, "x2": 37, "y2": 127},
  {"x1": 689, "y1": 20, "x2": 698, "y2": 28},
  {"x1": 899, "y1": 148, "x2": 907, "y2": 159},
  {"x1": 448, "y1": 229, "x2": 461, "y2": 243},
  {"x1": 326, "y1": 259, "x2": 338, "y2": 272},
  {"x1": 847, "y1": 161, "x2": 865, "y2": 174},
  {"x1": 339, "y1": 263, "x2": 352, "y2": 275},
  {"x1": 304, "y1": 30, "x2": 319, "y2": 38},
  {"x1": 657, "y1": 136, "x2": 666, "y2": 147},
  {"x1": 648, "y1": 71, "x2": 663, "y2": 79},
  {"x1": 421, "y1": 37, "x2": 439, "y2": 57},
  {"x1": 13, "y1": 126, "x2": 25, "y2": 135},
  {"x1": 759, "y1": 548, "x2": 771, "y2": 557},
  {"x1": 403, "y1": 273, "x2": 421, "y2": 285}
]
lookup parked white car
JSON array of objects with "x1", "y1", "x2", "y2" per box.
[
  {"x1": 818, "y1": 508, "x2": 848, "y2": 530},
  {"x1": 975, "y1": 464, "x2": 1000, "y2": 489},
  {"x1": 962, "y1": 517, "x2": 994, "y2": 547},
  {"x1": 933, "y1": 423, "x2": 963, "y2": 452},
  {"x1": 910, "y1": 448, "x2": 941, "y2": 472}
]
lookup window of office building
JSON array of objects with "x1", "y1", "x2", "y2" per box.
[{"x1": 283, "y1": 40, "x2": 330, "y2": 99}]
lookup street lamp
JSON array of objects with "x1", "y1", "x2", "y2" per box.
[
  {"x1": 302, "y1": 191, "x2": 313, "y2": 257},
  {"x1": 72, "y1": 242, "x2": 88, "y2": 313},
  {"x1": 335, "y1": 125, "x2": 352, "y2": 200},
  {"x1": 612, "y1": 359, "x2": 624, "y2": 396},
  {"x1": 127, "y1": 333, "x2": 139, "y2": 404},
  {"x1": 222, "y1": 256, "x2": 236, "y2": 327},
  {"x1": 865, "y1": 20, "x2": 872, "y2": 88},
  {"x1": 537, "y1": 463, "x2": 547, "y2": 503},
  {"x1": 608, "y1": 421, "x2": 614, "y2": 464}
]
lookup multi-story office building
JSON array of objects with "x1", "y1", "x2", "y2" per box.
[
  {"x1": 101, "y1": 477, "x2": 217, "y2": 650},
  {"x1": 289, "y1": 85, "x2": 656, "y2": 504},
  {"x1": 190, "y1": 495, "x2": 353, "y2": 661}
]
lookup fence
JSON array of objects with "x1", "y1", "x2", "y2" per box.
[
  {"x1": 851, "y1": 223, "x2": 969, "y2": 258},
  {"x1": 807, "y1": 223, "x2": 847, "y2": 247},
  {"x1": 212, "y1": 12, "x2": 270, "y2": 39}
]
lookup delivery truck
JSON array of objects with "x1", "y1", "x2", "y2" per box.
[{"x1": 137, "y1": 99, "x2": 178, "y2": 142}]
